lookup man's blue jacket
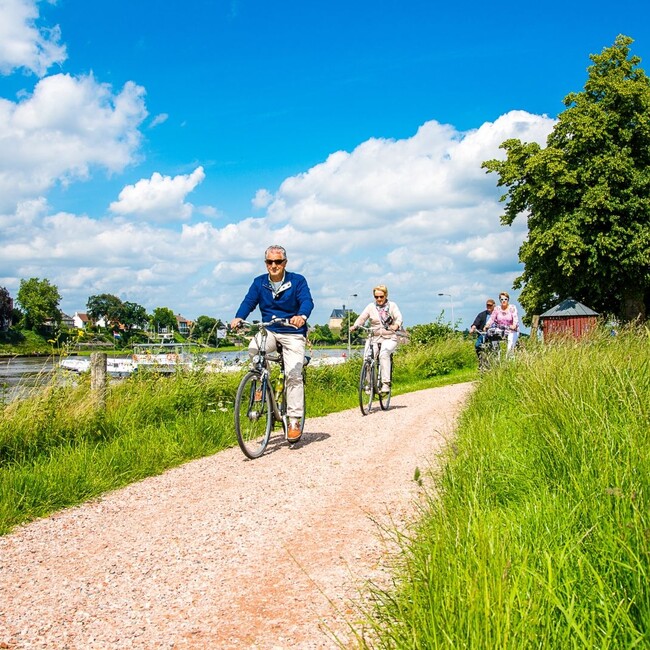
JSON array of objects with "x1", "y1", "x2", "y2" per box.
[{"x1": 235, "y1": 271, "x2": 314, "y2": 335}]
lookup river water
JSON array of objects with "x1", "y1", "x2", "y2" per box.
[{"x1": 0, "y1": 348, "x2": 349, "y2": 403}]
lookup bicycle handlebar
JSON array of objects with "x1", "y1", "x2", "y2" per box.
[
  {"x1": 484, "y1": 325, "x2": 510, "y2": 339},
  {"x1": 356, "y1": 324, "x2": 409, "y2": 337},
  {"x1": 232, "y1": 316, "x2": 299, "y2": 331}
]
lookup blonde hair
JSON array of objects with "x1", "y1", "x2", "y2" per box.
[
  {"x1": 499, "y1": 291, "x2": 510, "y2": 301},
  {"x1": 373, "y1": 284, "x2": 389, "y2": 297}
]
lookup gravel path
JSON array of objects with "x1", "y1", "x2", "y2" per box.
[{"x1": 0, "y1": 382, "x2": 474, "y2": 649}]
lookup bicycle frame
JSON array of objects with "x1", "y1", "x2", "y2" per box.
[
  {"x1": 242, "y1": 321, "x2": 286, "y2": 427},
  {"x1": 476, "y1": 325, "x2": 508, "y2": 371},
  {"x1": 234, "y1": 317, "x2": 309, "y2": 458},
  {"x1": 357, "y1": 326, "x2": 392, "y2": 414}
]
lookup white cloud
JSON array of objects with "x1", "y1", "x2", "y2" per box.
[
  {"x1": 149, "y1": 113, "x2": 168, "y2": 128},
  {"x1": 263, "y1": 111, "x2": 552, "y2": 233},
  {"x1": 252, "y1": 188, "x2": 272, "y2": 209},
  {"x1": 0, "y1": 111, "x2": 556, "y2": 329},
  {"x1": 0, "y1": 73, "x2": 147, "y2": 212},
  {"x1": 0, "y1": 0, "x2": 66, "y2": 76},
  {"x1": 109, "y1": 167, "x2": 206, "y2": 222}
]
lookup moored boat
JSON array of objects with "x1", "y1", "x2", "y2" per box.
[{"x1": 131, "y1": 342, "x2": 193, "y2": 373}]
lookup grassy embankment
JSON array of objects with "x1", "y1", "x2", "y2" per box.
[
  {"x1": 0, "y1": 335, "x2": 474, "y2": 535},
  {"x1": 359, "y1": 326, "x2": 649, "y2": 648}
]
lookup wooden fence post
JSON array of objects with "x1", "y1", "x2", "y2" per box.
[
  {"x1": 90, "y1": 352, "x2": 107, "y2": 411},
  {"x1": 530, "y1": 315, "x2": 540, "y2": 340}
]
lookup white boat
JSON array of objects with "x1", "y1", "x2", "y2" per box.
[
  {"x1": 107, "y1": 357, "x2": 136, "y2": 377},
  {"x1": 131, "y1": 342, "x2": 193, "y2": 373},
  {"x1": 59, "y1": 346, "x2": 345, "y2": 377},
  {"x1": 59, "y1": 356, "x2": 135, "y2": 377},
  {"x1": 59, "y1": 357, "x2": 91, "y2": 373}
]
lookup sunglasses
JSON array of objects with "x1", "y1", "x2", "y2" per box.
[
  {"x1": 374, "y1": 294, "x2": 386, "y2": 299},
  {"x1": 265, "y1": 259, "x2": 286, "y2": 266},
  {"x1": 500, "y1": 297, "x2": 509, "y2": 302}
]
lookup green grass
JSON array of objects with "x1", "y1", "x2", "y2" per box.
[
  {"x1": 0, "y1": 328, "x2": 54, "y2": 356},
  {"x1": 0, "y1": 333, "x2": 474, "y2": 534},
  {"x1": 359, "y1": 325, "x2": 650, "y2": 648}
]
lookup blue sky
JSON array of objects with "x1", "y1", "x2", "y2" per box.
[{"x1": 1, "y1": 0, "x2": 649, "y2": 330}]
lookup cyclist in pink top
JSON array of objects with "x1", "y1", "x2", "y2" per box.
[{"x1": 486, "y1": 291, "x2": 519, "y2": 357}]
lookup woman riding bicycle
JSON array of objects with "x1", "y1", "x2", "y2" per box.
[
  {"x1": 485, "y1": 291, "x2": 519, "y2": 357},
  {"x1": 350, "y1": 285, "x2": 403, "y2": 394}
]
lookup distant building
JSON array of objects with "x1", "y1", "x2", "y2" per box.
[
  {"x1": 175, "y1": 313, "x2": 192, "y2": 336},
  {"x1": 73, "y1": 312, "x2": 89, "y2": 329},
  {"x1": 60, "y1": 312, "x2": 74, "y2": 329},
  {"x1": 539, "y1": 298, "x2": 599, "y2": 340},
  {"x1": 329, "y1": 307, "x2": 348, "y2": 334},
  {"x1": 73, "y1": 312, "x2": 106, "y2": 329}
]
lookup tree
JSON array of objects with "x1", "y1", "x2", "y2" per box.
[
  {"x1": 482, "y1": 35, "x2": 650, "y2": 323},
  {"x1": 192, "y1": 315, "x2": 219, "y2": 346},
  {"x1": 309, "y1": 323, "x2": 336, "y2": 345},
  {"x1": 120, "y1": 301, "x2": 149, "y2": 330},
  {"x1": 86, "y1": 294, "x2": 124, "y2": 329},
  {"x1": 0, "y1": 287, "x2": 12, "y2": 330},
  {"x1": 16, "y1": 278, "x2": 62, "y2": 331},
  {"x1": 339, "y1": 311, "x2": 362, "y2": 345},
  {"x1": 150, "y1": 307, "x2": 177, "y2": 334}
]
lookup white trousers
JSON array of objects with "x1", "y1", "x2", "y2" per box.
[
  {"x1": 249, "y1": 331, "x2": 306, "y2": 418},
  {"x1": 365, "y1": 337, "x2": 398, "y2": 386},
  {"x1": 506, "y1": 331, "x2": 519, "y2": 357}
]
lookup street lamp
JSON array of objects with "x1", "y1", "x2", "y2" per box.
[
  {"x1": 347, "y1": 294, "x2": 358, "y2": 358},
  {"x1": 438, "y1": 292, "x2": 455, "y2": 329}
]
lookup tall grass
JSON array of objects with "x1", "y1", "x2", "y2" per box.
[
  {"x1": 362, "y1": 326, "x2": 650, "y2": 648},
  {"x1": 0, "y1": 334, "x2": 475, "y2": 534}
]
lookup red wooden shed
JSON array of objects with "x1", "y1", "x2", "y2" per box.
[{"x1": 539, "y1": 298, "x2": 599, "y2": 340}]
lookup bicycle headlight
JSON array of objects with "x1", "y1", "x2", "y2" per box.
[{"x1": 252, "y1": 354, "x2": 262, "y2": 365}]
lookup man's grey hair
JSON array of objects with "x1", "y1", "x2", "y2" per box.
[{"x1": 265, "y1": 245, "x2": 287, "y2": 259}]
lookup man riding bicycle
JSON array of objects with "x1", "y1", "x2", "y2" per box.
[
  {"x1": 350, "y1": 284, "x2": 403, "y2": 394},
  {"x1": 230, "y1": 245, "x2": 314, "y2": 443},
  {"x1": 469, "y1": 298, "x2": 496, "y2": 362}
]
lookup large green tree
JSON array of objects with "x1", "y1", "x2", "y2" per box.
[
  {"x1": 483, "y1": 35, "x2": 650, "y2": 323},
  {"x1": 150, "y1": 307, "x2": 177, "y2": 334},
  {"x1": 120, "y1": 301, "x2": 149, "y2": 330},
  {"x1": 16, "y1": 278, "x2": 62, "y2": 331},
  {"x1": 309, "y1": 323, "x2": 336, "y2": 345},
  {"x1": 191, "y1": 315, "x2": 220, "y2": 346},
  {"x1": 86, "y1": 293, "x2": 124, "y2": 329}
]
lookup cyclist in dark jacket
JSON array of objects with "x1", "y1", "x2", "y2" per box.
[
  {"x1": 469, "y1": 298, "x2": 495, "y2": 359},
  {"x1": 230, "y1": 245, "x2": 314, "y2": 442}
]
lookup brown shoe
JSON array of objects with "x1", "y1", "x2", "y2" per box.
[{"x1": 287, "y1": 421, "x2": 302, "y2": 443}]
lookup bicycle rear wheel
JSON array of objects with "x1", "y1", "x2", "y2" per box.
[
  {"x1": 358, "y1": 359, "x2": 374, "y2": 415},
  {"x1": 235, "y1": 371, "x2": 272, "y2": 459},
  {"x1": 379, "y1": 354, "x2": 392, "y2": 410}
]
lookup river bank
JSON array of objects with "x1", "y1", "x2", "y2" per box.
[{"x1": 0, "y1": 347, "x2": 351, "y2": 403}]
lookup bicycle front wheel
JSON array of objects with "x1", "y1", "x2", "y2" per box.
[
  {"x1": 235, "y1": 371, "x2": 272, "y2": 459},
  {"x1": 358, "y1": 359, "x2": 374, "y2": 415}
]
